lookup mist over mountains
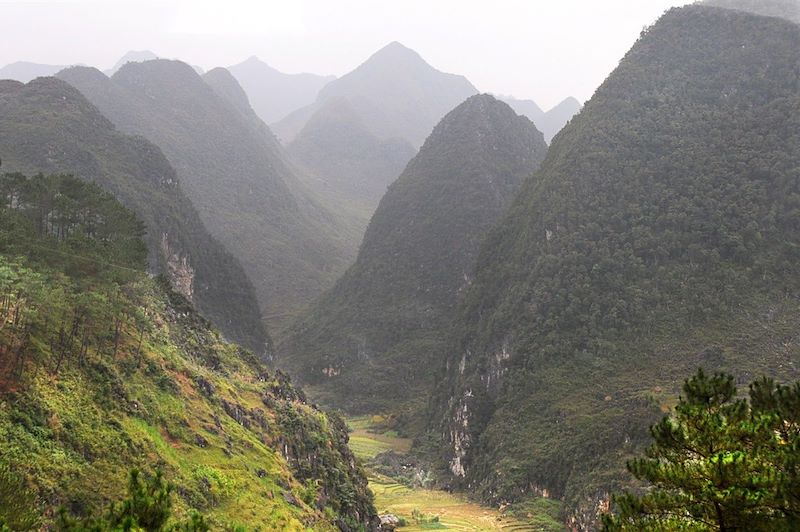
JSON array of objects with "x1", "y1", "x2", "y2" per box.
[
  {"x1": 228, "y1": 56, "x2": 336, "y2": 124},
  {"x1": 2, "y1": 3, "x2": 798, "y2": 530}
]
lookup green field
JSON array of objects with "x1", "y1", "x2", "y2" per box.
[{"x1": 346, "y1": 417, "x2": 561, "y2": 531}]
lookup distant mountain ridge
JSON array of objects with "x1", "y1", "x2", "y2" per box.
[
  {"x1": 0, "y1": 76, "x2": 269, "y2": 354},
  {"x1": 272, "y1": 41, "x2": 478, "y2": 147},
  {"x1": 501, "y1": 96, "x2": 582, "y2": 143},
  {"x1": 0, "y1": 61, "x2": 68, "y2": 82},
  {"x1": 58, "y1": 60, "x2": 360, "y2": 336},
  {"x1": 285, "y1": 97, "x2": 417, "y2": 232},
  {"x1": 703, "y1": 0, "x2": 800, "y2": 23},
  {"x1": 229, "y1": 56, "x2": 336, "y2": 124},
  {"x1": 279, "y1": 94, "x2": 548, "y2": 416}
]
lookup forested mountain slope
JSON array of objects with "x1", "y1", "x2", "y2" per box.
[
  {"x1": 0, "y1": 173, "x2": 377, "y2": 531},
  {"x1": 228, "y1": 56, "x2": 335, "y2": 124},
  {"x1": 58, "y1": 60, "x2": 359, "y2": 335},
  {"x1": 0, "y1": 77, "x2": 269, "y2": 356},
  {"x1": 272, "y1": 42, "x2": 478, "y2": 147},
  {"x1": 279, "y1": 95, "x2": 547, "y2": 416},
  {"x1": 427, "y1": 6, "x2": 800, "y2": 528}
]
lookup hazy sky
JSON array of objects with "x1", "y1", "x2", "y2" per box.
[{"x1": 0, "y1": 0, "x2": 692, "y2": 109}]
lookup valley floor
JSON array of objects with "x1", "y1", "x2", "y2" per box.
[{"x1": 347, "y1": 417, "x2": 555, "y2": 531}]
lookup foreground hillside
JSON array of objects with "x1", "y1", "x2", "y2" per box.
[
  {"x1": 0, "y1": 173, "x2": 376, "y2": 530},
  {"x1": 426, "y1": 5, "x2": 800, "y2": 528},
  {"x1": 0, "y1": 77, "x2": 269, "y2": 356},
  {"x1": 58, "y1": 60, "x2": 359, "y2": 335},
  {"x1": 280, "y1": 95, "x2": 547, "y2": 417}
]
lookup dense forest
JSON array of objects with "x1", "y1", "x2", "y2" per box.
[{"x1": 0, "y1": 172, "x2": 376, "y2": 530}]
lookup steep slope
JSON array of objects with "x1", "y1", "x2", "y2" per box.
[
  {"x1": 58, "y1": 60, "x2": 358, "y2": 335},
  {"x1": 104, "y1": 50, "x2": 159, "y2": 76},
  {"x1": 273, "y1": 42, "x2": 478, "y2": 147},
  {"x1": 503, "y1": 96, "x2": 582, "y2": 143},
  {"x1": 228, "y1": 56, "x2": 336, "y2": 124},
  {"x1": 286, "y1": 97, "x2": 417, "y2": 230},
  {"x1": 0, "y1": 77, "x2": 269, "y2": 356},
  {"x1": 0, "y1": 61, "x2": 66, "y2": 82},
  {"x1": 704, "y1": 0, "x2": 800, "y2": 23},
  {"x1": 279, "y1": 95, "x2": 547, "y2": 416},
  {"x1": 0, "y1": 173, "x2": 376, "y2": 530},
  {"x1": 428, "y1": 6, "x2": 800, "y2": 528}
]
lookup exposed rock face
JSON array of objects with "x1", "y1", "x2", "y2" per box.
[{"x1": 161, "y1": 233, "x2": 195, "y2": 300}]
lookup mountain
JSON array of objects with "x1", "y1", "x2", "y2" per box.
[
  {"x1": 272, "y1": 41, "x2": 478, "y2": 147},
  {"x1": 704, "y1": 0, "x2": 800, "y2": 23},
  {"x1": 0, "y1": 174, "x2": 376, "y2": 530},
  {"x1": 0, "y1": 61, "x2": 66, "y2": 82},
  {"x1": 426, "y1": 5, "x2": 800, "y2": 528},
  {"x1": 279, "y1": 95, "x2": 548, "y2": 416},
  {"x1": 499, "y1": 97, "x2": 544, "y2": 123},
  {"x1": 503, "y1": 96, "x2": 582, "y2": 143},
  {"x1": 104, "y1": 50, "x2": 158, "y2": 76},
  {"x1": 228, "y1": 56, "x2": 336, "y2": 124},
  {"x1": 286, "y1": 97, "x2": 417, "y2": 230},
  {"x1": 0, "y1": 76, "x2": 269, "y2": 356},
  {"x1": 58, "y1": 60, "x2": 360, "y2": 335}
]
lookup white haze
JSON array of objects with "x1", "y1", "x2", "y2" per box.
[{"x1": 0, "y1": 0, "x2": 691, "y2": 109}]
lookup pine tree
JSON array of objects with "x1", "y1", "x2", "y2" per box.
[{"x1": 603, "y1": 369, "x2": 800, "y2": 531}]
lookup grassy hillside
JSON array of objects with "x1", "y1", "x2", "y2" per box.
[
  {"x1": 280, "y1": 95, "x2": 547, "y2": 418},
  {"x1": 0, "y1": 77, "x2": 269, "y2": 357},
  {"x1": 58, "y1": 60, "x2": 360, "y2": 336},
  {"x1": 426, "y1": 6, "x2": 800, "y2": 528},
  {"x1": 0, "y1": 173, "x2": 376, "y2": 530}
]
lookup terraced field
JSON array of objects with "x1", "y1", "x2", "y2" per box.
[{"x1": 347, "y1": 417, "x2": 560, "y2": 531}]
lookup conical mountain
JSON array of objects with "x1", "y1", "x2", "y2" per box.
[
  {"x1": 286, "y1": 97, "x2": 417, "y2": 231},
  {"x1": 228, "y1": 56, "x2": 335, "y2": 124},
  {"x1": 427, "y1": 5, "x2": 800, "y2": 527},
  {"x1": 273, "y1": 41, "x2": 478, "y2": 147},
  {"x1": 58, "y1": 60, "x2": 359, "y2": 335},
  {"x1": 279, "y1": 94, "x2": 547, "y2": 414},
  {"x1": 0, "y1": 76, "x2": 269, "y2": 354}
]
